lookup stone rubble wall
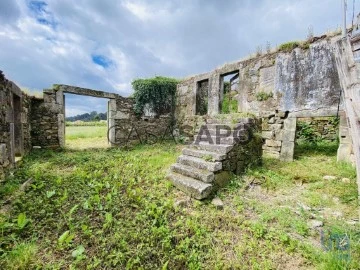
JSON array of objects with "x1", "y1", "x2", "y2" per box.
[
  {"x1": 0, "y1": 71, "x2": 32, "y2": 180},
  {"x1": 176, "y1": 36, "x2": 345, "y2": 162},
  {"x1": 112, "y1": 97, "x2": 173, "y2": 145},
  {"x1": 30, "y1": 93, "x2": 61, "y2": 148},
  {"x1": 296, "y1": 117, "x2": 339, "y2": 142},
  {"x1": 176, "y1": 37, "x2": 342, "y2": 118},
  {"x1": 222, "y1": 119, "x2": 263, "y2": 175},
  {"x1": 260, "y1": 110, "x2": 297, "y2": 161}
]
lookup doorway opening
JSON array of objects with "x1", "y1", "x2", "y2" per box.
[
  {"x1": 220, "y1": 71, "x2": 239, "y2": 114},
  {"x1": 64, "y1": 94, "x2": 109, "y2": 149},
  {"x1": 294, "y1": 116, "x2": 339, "y2": 158},
  {"x1": 12, "y1": 93, "x2": 23, "y2": 159},
  {"x1": 196, "y1": 79, "x2": 209, "y2": 115}
]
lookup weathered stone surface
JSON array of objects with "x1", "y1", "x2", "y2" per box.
[
  {"x1": 182, "y1": 148, "x2": 226, "y2": 161},
  {"x1": 167, "y1": 173, "x2": 213, "y2": 200},
  {"x1": 168, "y1": 118, "x2": 262, "y2": 199},
  {"x1": 55, "y1": 84, "x2": 118, "y2": 99},
  {"x1": 173, "y1": 198, "x2": 189, "y2": 208},
  {"x1": 282, "y1": 129, "x2": 296, "y2": 142},
  {"x1": 191, "y1": 142, "x2": 233, "y2": 154},
  {"x1": 323, "y1": 175, "x2": 337, "y2": 181},
  {"x1": 171, "y1": 163, "x2": 215, "y2": 183},
  {"x1": 280, "y1": 141, "x2": 295, "y2": 162},
  {"x1": 342, "y1": 178, "x2": 351, "y2": 183},
  {"x1": 0, "y1": 72, "x2": 32, "y2": 179},
  {"x1": 307, "y1": 220, "x2": 323, "y2": 229},
  {"x1": 262, "y1": 145, "x2": 281, "y2": 152},
  {"x1": 284, "y1": 118, "x2": 297, "y2": 131},
  {"x1": 259, "y1": 66, "x2": 275, "y2": 94},
  {"x1": 177, "y1": 155, "x2": 222, "y2": 172},
  {"x1": 265, "y1": 139, "x2": 282, "y2": 147},
  {"x1": 211, "y1": 197, "x2": 224, "y2": 210},
  {"x1": 0, "y1": 144, "x2": 6, "y2": 164},
  {"x1": 262, "y1": 131, "x2": 274, "y2": 139}
]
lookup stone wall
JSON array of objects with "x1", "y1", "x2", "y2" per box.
[
  {"x1": 222, "y1": 119, "x2": 263, "y2": 175},
  {"x1": 176, "y1": 37, "x2": 342, "y2": 119},
  {"x1": 296, "y1": 117, "x2": 339, "y2": 142},
  {"x1": 30, "y1": 95, "x2": 61, "y2": 148},
  {"x1": 260, "y1": 110, "x2": 296, "y2": 161},
  {"x1": 0, "y1": 71, "x2": 32, "y2": 180},
  {"x1": 112, "y1": 96, "x2": 173, "y2": 145},
  {"x1": 176, "y1": 36, "x2": 344, "y2": 162}
]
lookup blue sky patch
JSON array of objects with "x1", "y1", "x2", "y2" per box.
[
  {"x1": 28, "y1": 1, "x2": 47, "y2": 15},
  {"x1": 91, "y1": 54, "x2": 113, "y2": 68},
  {"x1": 28, "y1": 0, "x2": 57, "y2": 29}
]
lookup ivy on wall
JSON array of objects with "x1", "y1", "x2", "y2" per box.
[{"x1": 132, "y1": 76, "x2": 179, "y2": 117}]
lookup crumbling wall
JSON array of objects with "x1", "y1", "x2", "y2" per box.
[
  {"x1": 176, "y1": 36, "x2": 344, "y2": 161},
  {"x1": 112, "y1": 97, "x2": 172, "y2": 145},
  {"x1": 296, "y1": 117, "x2": 339, "y2": 142},
  {"x1": 176, "y1": 38, "x2": 342, "y2": 119},
  {"x1": 30, "y1": 95, "x2": 60, "y2": 148},
  {"x1": 222, "y1": 119, "x2": 263, "y2": 175},
  {"x1": 0, "y1": 72, "x2": 12, "y2": 179},
  {"x1": 0, "y1": 71, "x2": 32, "y2": 179}
]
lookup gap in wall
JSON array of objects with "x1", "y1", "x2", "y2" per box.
[
  {"x1": 64, "y1": 93, "x2": 109, "y2": 149},
  {"x1": 220, "y1": 71, "x2": 239, "y2": 114},
  {"x1": 196, "y1": 79, "x2": 209, "y2": 116},
  {"x1": 294, "y1": 116, "x2": 340, "y2": 158}
]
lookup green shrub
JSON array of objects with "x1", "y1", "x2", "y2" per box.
[
  {"x1": 296, "y1": 122, "x2": 320, "y2": 143},
  {"x1": 132, "y1": 76, "x2": 179, "y2": 116},
  {"x1": 278, "y1": 41, "x2": 300, "y2": 52},
  {"x1": 256, "y1": 91, "x2": 273, "y2": 101},
  {"x1": 221, "y1": 92, "x2": 238, "y2": 114}
]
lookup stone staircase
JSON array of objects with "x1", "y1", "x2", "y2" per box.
[{"x1": 167, "y1": 117, "x2": 262, "y2": 199}]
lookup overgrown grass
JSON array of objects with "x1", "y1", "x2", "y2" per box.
[
  {"x1": 65, "y1": 125, "x2": 109, "y2": 149},
  {"x1": 0, "y1": 141, "x2": 358, "y2": 269},
  {"x1": 66, "y1": 126, "x2": 107, "y2": 140}
]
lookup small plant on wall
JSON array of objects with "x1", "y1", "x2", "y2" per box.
[
  {"x1": 256, "y1": 91, "x2": 273, "y2": 101},
  {"x1": 132, "y1": 76, "x2": 179, "y2": 117},
  {"x1": 221, "y1": 92, "x2": 238, "y2": 114}
]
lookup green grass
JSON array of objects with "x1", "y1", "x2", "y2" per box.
[
  {"x1": 66, "y1": 126, "x2": 107, "y2": 140},
  {"x1": 0, "y1": 141, "x2": 359, "y2": 269},
  {"x1": 65, "y1": 125, "x2": 109, "y2": 149}
]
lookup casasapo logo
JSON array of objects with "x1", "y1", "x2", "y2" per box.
[{"x1": 194, "y1": 123, "x2": 253, "y2": 145}]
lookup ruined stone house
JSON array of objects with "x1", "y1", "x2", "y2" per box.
[{"x1": 0, "y1": 34, "x2": 357, "y2": 192}]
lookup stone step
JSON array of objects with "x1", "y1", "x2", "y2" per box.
[
  {"x1": 190, "y1": 141, "x2": 233, "y2": 154},
  {"x1": 167, "y1": 172, "x2": 213, "y2": 200},
  {"x1": 170, "y1": 163, "x2": 214, "y2": 183},
  {"x1": 194, "y1": 134, "x2": 237, "y2": 145},
  {"x1": 196, "y1": 128, "x2": 235, "y2": 136},
  {"x1": 200, "y1": 123, "x2": 246, "y2": 131},
  {"x1": 177, "y1": 155, "x2": 222, "y2": 172},
  {"x1": 206, "y1": 117, "x2": 254, "y2": 125},
  {"x1": 182, "y1": 148, "x2": 226, "y2": 161}
]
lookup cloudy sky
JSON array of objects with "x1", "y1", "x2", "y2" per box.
[{"x1": 0, "y1": 0, "x2": 351, "y2": 116}]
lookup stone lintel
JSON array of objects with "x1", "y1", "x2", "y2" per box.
[{"x1": 54, "y1": 84, "x2": 119, "y2": 99}]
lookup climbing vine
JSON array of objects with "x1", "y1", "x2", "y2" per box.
[{"x1": 132, "y1": 76, "x2": 179, "y2": 116}]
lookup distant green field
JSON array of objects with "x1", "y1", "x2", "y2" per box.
[
  {"x1": 66, "y1": 121, "x2": 107, "y2": 127},
  {"x1": 66, "y1": 126, "x2": 107, "y2": 140},
  {"x1": 65, "y1": 126, "x2": 109, "y2": 149}
]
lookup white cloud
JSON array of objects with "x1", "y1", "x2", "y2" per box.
[
  {"x1": 122, "y1": 1, "x2": 152, "y2": 21},
  {"x1": 0, "y1": 0, "x2": 344, "y2": 115}
]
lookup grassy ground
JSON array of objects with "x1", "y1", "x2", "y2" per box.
[
  {"x1": 65, "y1": 126, "x2": 109, "y2": 150},
  {"x1": 0, "y1": 140, "x2": 359, "y2": 269}
]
